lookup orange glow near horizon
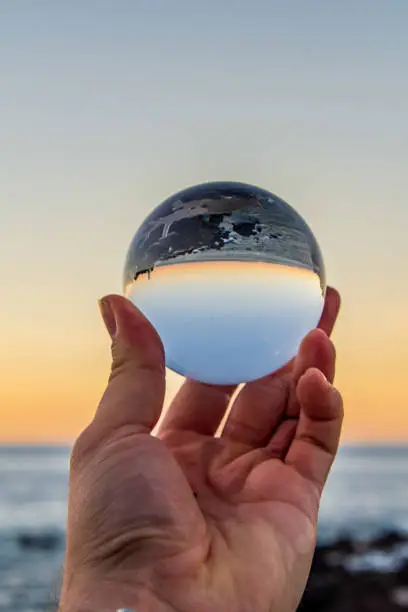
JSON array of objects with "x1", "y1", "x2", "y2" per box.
[
  {"x1": 135, "y1": 259, "x2": 317, "y2": 278},
  {"x1": 125, "y1": 260, "x2": 320, "y2": 296},
  {"x1": 1, "y1": 268, "x2": 407, "y2": 445}
]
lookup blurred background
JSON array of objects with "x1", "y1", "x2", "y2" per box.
[{"x1": 1, "y1": 1, "x2": 408, "y2": 610}]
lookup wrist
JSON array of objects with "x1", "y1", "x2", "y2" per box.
[
  {"x1": 59, "y1": 595, "x2": 173, "y2": 612},
  {"x1": 59, "y1": 577, "x2": 175, "y2": 612}
]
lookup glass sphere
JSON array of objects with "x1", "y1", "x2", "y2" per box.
[{"x1": 123, "y1": 181, "x2": 326, "y2": 385}]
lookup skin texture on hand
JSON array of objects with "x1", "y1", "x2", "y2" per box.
[{"x1": 59, "y1": 288, "x2": 342, "y2": 612}]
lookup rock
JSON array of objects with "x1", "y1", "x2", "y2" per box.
[
  {"x1": 298, "y1": 534, "x2": 408, "y2": 611},
  {"x1": 16, "y1": 532, "x2": 61, "y2": 552},
  {"x1": 330, "y1": 536, "x2": 356, "y2": 555},
  {"x1": 396, "y1": 561, "x2": 408, "y2": 585},
  {"x1": 370, "y1": 530, "x2": 408, "y2": 551},
  {"x1": 391, "y1": 586, "x2": 408, "y2": 607}
]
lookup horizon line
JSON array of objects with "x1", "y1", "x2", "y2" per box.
[{"x1": 1, "y1": 441, "x2": 408, "y2": 448}]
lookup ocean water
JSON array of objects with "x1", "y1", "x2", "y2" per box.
[{"x1": 1, "y1": 444, "x2": 408, "y2": 610}]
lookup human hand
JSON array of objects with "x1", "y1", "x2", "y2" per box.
[{"x1": 59, "y1": 288, "x2": 342, "y2": 612}]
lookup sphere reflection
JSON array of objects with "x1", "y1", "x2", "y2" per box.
[{"x1": 123, "y1": 181, "x2": 325, "y2": 385}]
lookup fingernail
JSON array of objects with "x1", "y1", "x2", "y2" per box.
[
  {"x1": 316, "y1": 369, "x2": 334, "y2": 392},
  {"x1": 98, "y1": 297, "x2": 117, "y2": 339},
  {"x1": 315, "y1": 368, "x2": 329, "y2": 386},
  {"x1": 300, "y1": 367, "x2": 329, "y2": 388}
]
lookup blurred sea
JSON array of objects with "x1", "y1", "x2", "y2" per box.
[{"x1": 1, "y1": 444, "x2": 408, "y2": 611}]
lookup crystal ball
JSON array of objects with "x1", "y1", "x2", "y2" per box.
[{"x1": 123, "y1": 181, "x2": 326, "y2": 385}]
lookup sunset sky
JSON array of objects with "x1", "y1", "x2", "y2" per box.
[{"x1": 1, "y1": 1, "x2": 407, "y2": 443}]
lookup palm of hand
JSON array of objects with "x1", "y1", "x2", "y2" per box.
[
  {"x1": 155, "y1": 426, "x2": 320, "y2": 612},
  {"x1": 72, "y1": 425, "x2": 320, "y2": 612},
  {"x1": 63, "y1": 289, "x2": 341, "y2": 612}
]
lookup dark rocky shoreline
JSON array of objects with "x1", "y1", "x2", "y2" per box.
[
  {"x1": 2, "y1": 529, "x2": 408, "y2": 611},
  {"x1": 300, "y1": 531, "x2": 408, "y2": 611}
]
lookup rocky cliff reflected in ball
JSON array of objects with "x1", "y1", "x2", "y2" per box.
[{"x1": 123, "y1": 182, "x2": 326, "y2": 385}]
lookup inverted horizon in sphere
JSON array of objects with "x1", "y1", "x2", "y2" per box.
[
  {"x1": 126, "y1": 261, "x2": 324, "y2": 385},
  {"x1": 124, "y1": 260, "x2": 318, "y2": 292},
  {"x1": 124, "y1": 181, "x2": 326, "y2": 293}
]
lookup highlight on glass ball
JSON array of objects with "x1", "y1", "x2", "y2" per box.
[{"x1": 123, "y1": 181, "x2": 326, "y2": 385}]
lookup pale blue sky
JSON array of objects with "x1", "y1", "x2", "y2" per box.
[{"x1": 1, "y1": 1, "x2": 408, "y2": 441}]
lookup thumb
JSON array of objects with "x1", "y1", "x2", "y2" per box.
[{"x1": 93, "y1": 294, "x2": 165, "y2": 437}]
